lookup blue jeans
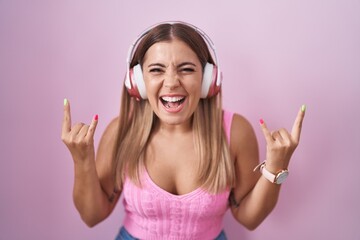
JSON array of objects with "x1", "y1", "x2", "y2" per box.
[
  {"x1": 115, "y1": 227, "x2": 138, "y2": 240},
  {"x1": 115, "y1": 226, "x2": 227, "y2": 240}
]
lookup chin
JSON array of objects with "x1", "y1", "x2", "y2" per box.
[{"x1": 159, "y1": 113, "x2": 191, "y2": 125}]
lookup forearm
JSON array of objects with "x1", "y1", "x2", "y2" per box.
[
  {"x1": 73, "y1": 160, "x2": 111, "y2": 227},
  {"x1": 232, "y1": 176, "x2": 281, "y2": 230},
  {"x1": 61, "y1": 100, "x2": 120, "y2": 227}
]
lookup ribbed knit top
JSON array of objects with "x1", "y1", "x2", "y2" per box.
[{"x1": 122, "y1": 110, "x2": 234, "y2": 240}]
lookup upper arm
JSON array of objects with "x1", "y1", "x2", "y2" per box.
[
  {"x1": 229, "y1": 114, "x2": 261, "y2": 207},
  {"x1": 95, "y1": 117, "x2": 121, "y2": 207}
]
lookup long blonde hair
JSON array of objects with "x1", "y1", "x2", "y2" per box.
[{"x1": 112, "y1": 23, "x2": 235, "y2": 194}]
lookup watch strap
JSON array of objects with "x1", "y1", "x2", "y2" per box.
[
  {"x1": 253, "y1": 161, "x2": 289, "y2": 184},
  {"x1": 260, "y1": 164, "x2": 276, "y2": 183}
]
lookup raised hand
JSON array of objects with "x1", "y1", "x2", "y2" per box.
[
  {"x1": 259, "y1": 105, "x2": 306, "y2": 172},
  {"x1": 61, "y1": 99, "x2": 98, "y2": 163}
]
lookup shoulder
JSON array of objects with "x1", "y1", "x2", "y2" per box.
[
  {"x1": 98, "y1": 116, "x2": 119, "y2": 144},
  {"x1": 223, "y1": 110, "x2": 255, "y2": 141},
  {"x1": 97, "y1": 116, "x2": 119, "y2": 163},
  {"x1": 228, "y1": 113, "x2": 258, "y2": 157},
  {"x1": 103, "y1": 116, "x2": 119, "y2": 135},
  {"x1": 231, "y1": 113, "x2": 255, "y2": 138}
]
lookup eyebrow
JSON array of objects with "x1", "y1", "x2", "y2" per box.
[
  {"x1": 147, "y1": 63, "x2": 166, "y2": 68},
  {"x1": 177, "y1": 62, "x2": 197, "y2": 68},
  {"x1": 147, "y1": 62, "x2": 197, "y2": 68}
]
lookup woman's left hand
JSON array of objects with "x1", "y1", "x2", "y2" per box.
[{"x1": 260, "y1": 105, "x2": 306, "y2": 173}]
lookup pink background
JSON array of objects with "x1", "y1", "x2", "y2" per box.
[{"x1": 1, "y1": 0, "x2": 359, "y2": 239}]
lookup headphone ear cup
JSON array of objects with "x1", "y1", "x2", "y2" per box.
[
  {"x1": 201, "y1": 63, "x2": 213, "y2": 98},
  {"x1": 201, "y1": 63, "x2": 220, "y2": 98},
  {"x1": 127, "y1": 64, "x2": 147, "y2": 99}
]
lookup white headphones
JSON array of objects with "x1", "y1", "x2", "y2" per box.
[{"x1": 124, "y1": 21, "x2": 222, "y2": 100}]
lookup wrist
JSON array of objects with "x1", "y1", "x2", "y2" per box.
[
  {"x1": 253, "y1": 160, "x2": 289, "y2": 184},
  {"x1": 265, "y1": 161, "x2": 288, "y2": 174},
  {"x1": 74, "y1": 158, "x2": 96, "y2": 173}
]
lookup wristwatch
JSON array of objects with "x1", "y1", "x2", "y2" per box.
[{"x1": 253, "y1": 161, "x2": 289, "y2": 184}]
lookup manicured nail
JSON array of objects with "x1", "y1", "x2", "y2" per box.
[
  {"x1": 301, "y1": 104, "x2": 306, "y2": 112},
  {"x1": 259, "y1": 118, "x2": 264, "y2": 125},
  {"x1": 63, "y1": 98, "x2": 68, "y2": 106},
  {"x1": 94, "y1": 114, "x2": 99, "y2": 121}
]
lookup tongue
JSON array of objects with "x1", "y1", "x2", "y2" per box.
[{"x1": 165, "y1": 101, "x2": 180, "y2": 108}]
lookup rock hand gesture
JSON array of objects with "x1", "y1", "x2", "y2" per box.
[{"x1": 61, "y1": 99, "x2": 98, "y2": 163}]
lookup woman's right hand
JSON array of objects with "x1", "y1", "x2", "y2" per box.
[{"x1": 61, "y1": 99, "x2": 98, "y2": 163}]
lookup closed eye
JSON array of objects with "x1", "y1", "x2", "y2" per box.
[
  {"x1": 149, "y1": 68, "x2": 164, "y2": 73},
  {"x1": 147, "y1": 63, "x2": 166, "y2": 74},
  {"x1": 177, "y1": 62, "x2": 197, "y2": 74},
  {"x1": 180, "y1": 68, "x2": 195, "y2": 72}
]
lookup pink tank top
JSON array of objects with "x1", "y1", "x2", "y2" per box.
[{"x1": 122, "y1": 110, "x2": 234, "y2": 240}]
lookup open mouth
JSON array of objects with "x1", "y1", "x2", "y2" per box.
[{"x1": 160, "y1": 96, "x2": 186, "y2": 109}]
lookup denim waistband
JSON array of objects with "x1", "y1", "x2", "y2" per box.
[{"x1": 115, "y1": 226, "x2": 227, "y2": 240}]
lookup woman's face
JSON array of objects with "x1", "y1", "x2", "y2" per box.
[{"x1": 142, "y1": 38, "x2": 203, "y2": 127}]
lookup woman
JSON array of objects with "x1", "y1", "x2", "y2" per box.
[{"x1": 61, "y1": 22, "x2": 306, "y2": 239}]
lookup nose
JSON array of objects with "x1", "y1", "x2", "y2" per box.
[{"x1": 163, "y1": 69, "x2": 180, "y2": 89}]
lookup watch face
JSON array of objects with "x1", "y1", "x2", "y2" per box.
[{"x1": 276, "y1": 171, "x2": 289, "y2": 184}]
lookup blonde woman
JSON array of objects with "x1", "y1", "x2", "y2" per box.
[{"x1": 61, "y1": 22, "x2": 306, "y2": 240}]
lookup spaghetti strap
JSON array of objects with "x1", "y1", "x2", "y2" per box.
[{"x1": 223, "y1": 110, "x2": 234, "y2": 143}]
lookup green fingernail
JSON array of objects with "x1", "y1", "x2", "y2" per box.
[
  {"x1": 301, "y1": 104, "x2": 306, "y2": 112},
  {"x1": 64, "y1": 98, "x2": 68, "y2": 106}
]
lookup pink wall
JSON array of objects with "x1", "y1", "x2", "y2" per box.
[{"x1": 1, "y1": 0, "x2": 359, "y2": 239}]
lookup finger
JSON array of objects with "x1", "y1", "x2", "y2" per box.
[
  {"x1": 271, "y1": 130, "x2": 284, "y2": 142},
  {"x1": 259, "y1": 119, "x2": 274, "y2": 144},
  {"x1": 291, "y1": 105, "x2": 306, "y2": 143},
  {"x1": 85, "y1": 114, "x2": 99, "y2": 140},
  {"x1": 278, "y1": 128, "x2": 291, "y2": 144},
  {"x1": 62, "y1": 98, "x2": 72, "y2": 136},
  {"x1": 70, "y1": 122, "x2": 86, "y2": 136},
  {"x1": 77, "y1": 124, "x2": 90, "y2": 138}
]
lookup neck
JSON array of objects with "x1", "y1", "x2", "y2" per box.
[{"x1": 153, "y1": 117, "x2": 193, "y2": 137}]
